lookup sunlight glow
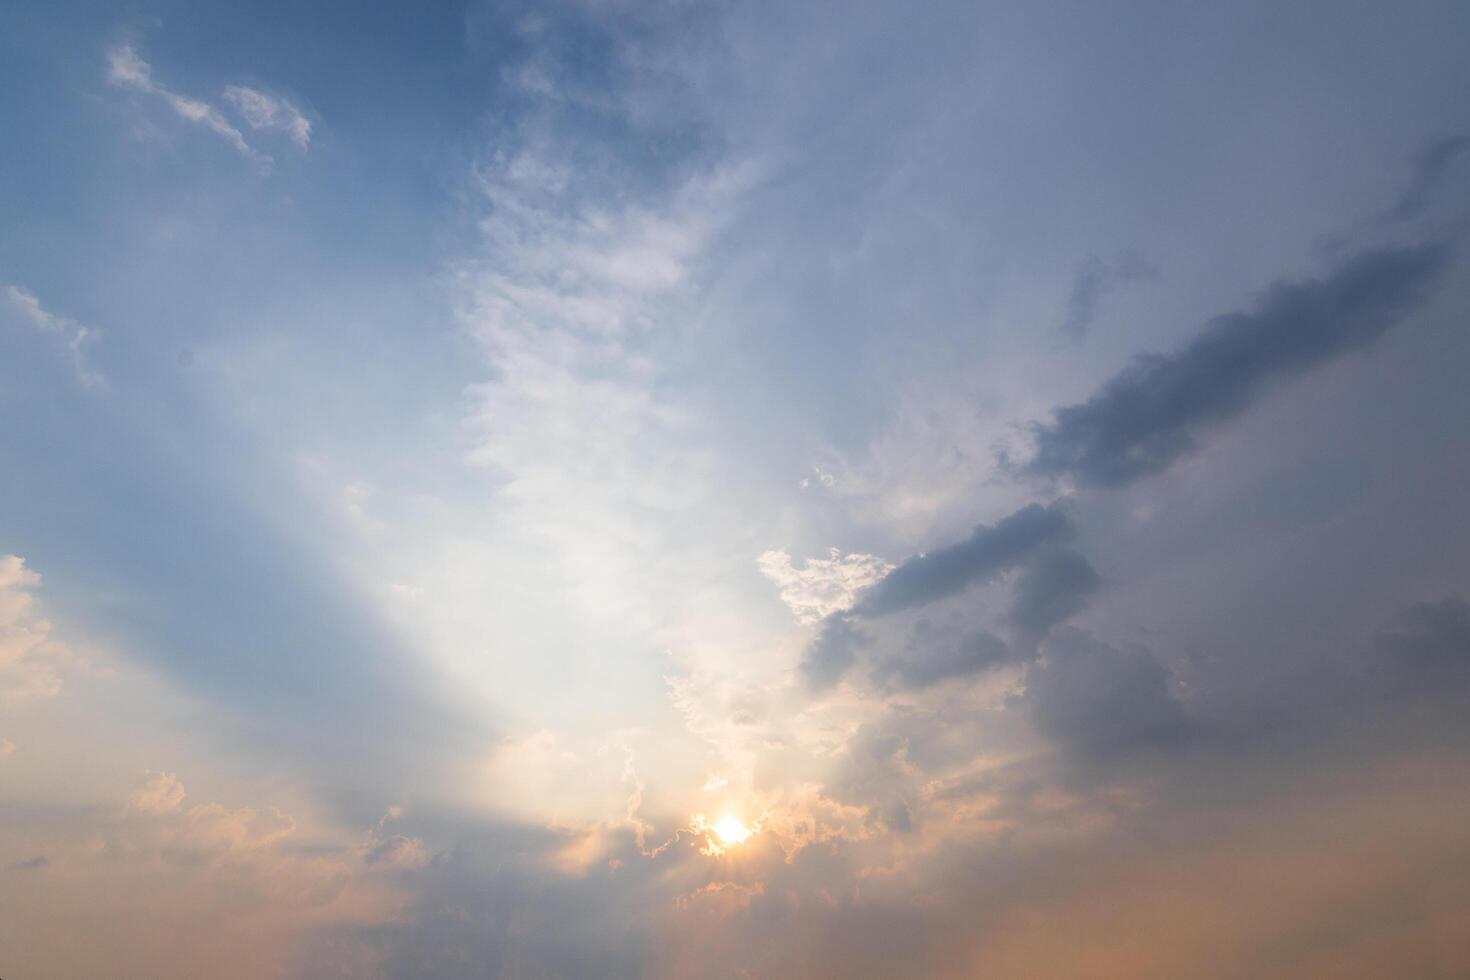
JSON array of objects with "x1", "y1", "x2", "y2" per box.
[{"x1": 713, "y1": 815, "x2": 751, "y2": 846}]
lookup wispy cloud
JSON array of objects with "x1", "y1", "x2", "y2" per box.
[
  {"x1": 105, "y1": 45, "x2": 311, "y2": 168},
  {"x1": 3, "y1": 285, "x2": 104, "y2": 387},
  {"x1": 224, "y1": 85, "x2": 311, "y2": 150},
  {"x1": 106, "y1": 44, "x2": 264, "y2": 166}
]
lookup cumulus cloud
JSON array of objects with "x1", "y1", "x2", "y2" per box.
[
  {"x1": 0, "y1": 554, "x2": 79, "y2": 701},
  {"x1": 4, "y1": 285, "x2": 103, "y2": 386},
  {"x1": 361, "y1": 808, "x2": 430, "y2": 869},
  {"x1": 758, "y1": 548, "x2": 894, "y2": 624},
  {"x1": 223, "y1": 85, "x2": 311, "y2": 150},
  {"x1": 1028, "y1": 244, "x2": 1450, "y2": 487},
  {"x1": 854, "y1": 503, "x2": 1075, "y2": 618},
  {"x1": 126, "y1": 770, "x2": 187, "y2": 815}
]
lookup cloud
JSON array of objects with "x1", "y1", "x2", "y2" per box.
[
  {"x1": 1021, "y1": 628, "x2": 1192, "y2": 761},
  {"x1": 126, "y1": 770, "x2": 187, "y2": 815},
  {"x1": 798, "y1": 614, "x2": 870, "y2": 690},
  {"x1": 872, "y1": 622, "x2": 1013, "y2": 691},
  {"x1": 758, "y1": 548, "x2": 894, "y2": 625},
  {"x1": 1, "y1": 770, "x2": 393, "y2": 979},
  {"x1": 1006, "y1": 548, "x2": 1100, "y2": 645},
  {"x1": 361, "y1": 808, "x2": 430, "y2": 869},
  {"x1": 797, "y1": 504, "x2": 1074, "y2": 689},
  {"x1": 1028, "y1": 243, "x2": 1450, "y2": 487},
  {"x1": 854, "y1": 503, "x2": 1075, "y2": 617},
  {"x1": 4, "y1": 285, "x2": 104, "y2": 386},
  {"x1": 106, "y1": 45, "x2": 270, "y2": 168},
  {"x1": 107, "y1": 48, "x2": 310, "y2": 161},
  {"x1": 223, "y1": 85, "x2": 312, "y2": 150},
  {"x1": 1061, "y1": 250, "x2": 1155, "y2": 340},
  {"x1": 1373, "y1": 594, "x2": 1470, "y2": 691},
  {"x1": 0, "y1": 554, "x2": 79, "y2": 701},
  {"x1": 1385, "y1": 134, "x2": 1468, "y2": 222},
  {"x1": 820, "y1": 724, "x2": 918, "y2": 833}
]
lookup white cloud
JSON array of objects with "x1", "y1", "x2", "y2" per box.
[
  {"x1": 126, "y1": 770, "x2": 187, "y2": 815},
  {"x1": 758, "y1": 548, "x2": 894, "y2": 625},
  {"x1": 104, "y1": 43, "x2": 152, "y2": 87},
  {"x1": 0, "y1": 554, "x2": 81, "y2": 701},
  {"x1": 4, "y1": 285, "x2": 104, "y2": 387},
  {"x1": 107, "y1": 45, "x2": 258, "y2": 161},
  {"x1": 223, "y1": 85, "x2": 311, "y2": 150},
  {"x1": 108, "y1": 54, "x2": 312, "y2": 160},
  {"x1": 456, "y1": 148, "x2": 758, "y2": 640}
]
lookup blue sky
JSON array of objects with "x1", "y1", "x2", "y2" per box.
[{"x1": 4, "y1": 2, "x2": 1470, "y2": 977}]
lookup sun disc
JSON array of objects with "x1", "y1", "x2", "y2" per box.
[{"x1": 713, "y1": 815, "x2": 751, "y2": 845}]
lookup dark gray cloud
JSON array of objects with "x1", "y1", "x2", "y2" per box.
[
  {"x1": 872, "y1": 622, "x2": 1013, "y2": 691},
  {"x1": 1386, "y1": 135, "x2": 1469, "y2": 223},
  {"x1": 1028, "y1": 243, "x2": 1450, "y2": 487},
  {"x1": 1374, "y1": 594, "x2": 1470, "y2": 690},
  {"x1": 1006, "y1": 548, "x2": 1100, "y2": 644},
  {"x1": 800, "y1": 504, "x2": 1076, "y2": 690},
  {"x1": 1061, "y1": 250, "x2": 1156, "y2": 340},
  {"x1": 1021, "y1": 629, "x2": 1192, "y2": 761},
  {"x1": 799, "y1": 614, "x2": 870, "y2": 690},
  {"x1": 854, "y1": 503, "x2": 1074, "y2": 618}
]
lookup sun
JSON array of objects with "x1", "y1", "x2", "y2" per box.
[{"x1": 713, "y1": 815, "x2": 752, "y2": 846}]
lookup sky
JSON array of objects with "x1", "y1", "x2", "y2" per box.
[{"x1": 3, "y1": 2, "x2": 1470, "y2": 977}]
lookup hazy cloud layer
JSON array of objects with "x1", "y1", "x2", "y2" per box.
[
  {"x1": 1021, "y1": 628, "x2": 1194, "y2": 763},
  {"x1": 873, "y1": 623, "x2": 1014, "y2": 691},
  {"x1": 5, "y1": 1, "x2": 1470, "y2": 977}
]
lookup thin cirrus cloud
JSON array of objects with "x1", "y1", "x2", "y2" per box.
[
  {"x1": 223, "y1": 85, "x2": 312, "y2": 150},
  {"x1": 3, "y1": 285, "x2": 103, "y2": 387},
  {"x1": 105, "y1": 44, "x2": 310, "y2": 167}
]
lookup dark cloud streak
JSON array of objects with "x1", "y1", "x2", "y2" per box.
[
  {"x1": 854, "y1": 504, "x2": 1075, "y2": 618},
  {"x1": 1028, "y1": 243, "x2": 1450, "y2": 487}
]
